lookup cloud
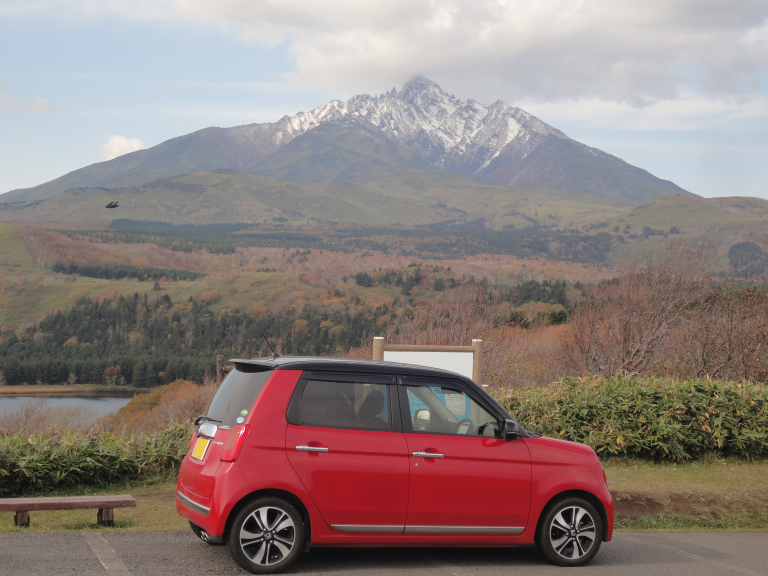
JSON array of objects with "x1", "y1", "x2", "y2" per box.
[
  {"x1": 520, "y1": 94, "x2": 768, "y2": 134},
  {"x1": 0, "y1": 76, "x2": 55, "y2": 112},
  {"x1": 101, "y1": 135, "x2": 145, "y2": 160},
  {"x1": 0, "y1": 0, "x2": 177, "y2": 20},
  {"x1": 172, "y1": 0, "x2": 768, "y2": 106},
  {"x1": 6, "y1": 1, "x2": 766, "y2": 107}
]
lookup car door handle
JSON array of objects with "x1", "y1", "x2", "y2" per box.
[
  {"x1": 412, "y1": 451, "x2": 444, "y2": 459},
  {"x1": 295, "y1": 445, "x2": 329, "y2": 453}
]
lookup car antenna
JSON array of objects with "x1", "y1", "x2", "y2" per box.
[{"x1": 262, "y1": 333, "x2": 279, "y2": 358}]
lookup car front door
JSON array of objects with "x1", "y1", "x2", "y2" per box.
[
  {"x1": 399, "y1": 377, "x2": 532, "y2": 534},
  {"x1": 285, "y1": 373, "x2": 409, "y2": 533}
]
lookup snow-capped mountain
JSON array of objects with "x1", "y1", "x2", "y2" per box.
[
  {"x1": 240, "y1": 75, "x2": 565, "y2": 180},
  {"x1": 3, "y1": 77, "x2": 688, "y2": 204}
]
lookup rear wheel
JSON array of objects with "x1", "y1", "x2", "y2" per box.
[
  {"x1": 536, "y1": 497, "x2": 603, "y2": 567},
  {"x1": 229, "y1": 497, "x2": 304, "y2": 574}
]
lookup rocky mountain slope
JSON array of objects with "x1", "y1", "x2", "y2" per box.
[{"x1": 3, "y1": 77, "x2": 689, "y2": 204}]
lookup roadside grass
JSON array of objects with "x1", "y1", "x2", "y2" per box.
[
  {"x1": 605, "y1": 457, "x2": 768, "y2": 531},
  {"x1": 1, "y1": 459, "x2": 766, "y2": 533}
]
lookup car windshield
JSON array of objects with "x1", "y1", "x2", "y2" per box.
[{"x1": 204, "y1": 366, "x2": 272, "y2": 428}]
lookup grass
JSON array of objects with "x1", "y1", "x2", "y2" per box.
[
  {"x1": 0, "y1": 475, "x2": 187, "y2": 533},
  {"x1": 605, "y1": 458, "x2": 768, "y2": 531},
  {"x1": 2, "y1": 459, "x2": 765, "y2": 533}
]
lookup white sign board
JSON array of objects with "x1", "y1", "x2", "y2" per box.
[{"x1": 382, "y1": 350, "x2": 474, "y2": 379}]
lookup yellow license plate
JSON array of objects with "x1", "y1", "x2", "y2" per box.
[{"x1": 191, "y1": 437, "x2": 210, "y2": 460}]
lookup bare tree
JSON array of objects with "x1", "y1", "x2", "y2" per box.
[
  {"x1": 662, "y1": 286, "x2": 768, "y2": 383},
  {"x1": 385, "y1": 286, "x2": 498, "y2": 347},
  {"x1": 383, "y1": 286, "x2": 527, "y2": 385},
  {"x1": 563, "y1": 241, "x2": 709, "y2": 377}
]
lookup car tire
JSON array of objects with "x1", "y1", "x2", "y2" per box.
[
  {"x1": 536, "y1": 496, "x2": 603, "y2": 567},
  {"x1": 229, "y1": 497, "x2": 305, "y2": 574}
]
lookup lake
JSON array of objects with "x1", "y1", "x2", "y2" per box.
[{"x1": 0, "y1": 395, "x2": 133, "y2": 421}]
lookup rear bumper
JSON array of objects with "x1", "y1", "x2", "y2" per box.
[
  {"x1": 176, "y1": 490, "x2": 210, "y2": 516},
  {"x1": 176, "y1": 459, "x2": 248, "y2": 538}
]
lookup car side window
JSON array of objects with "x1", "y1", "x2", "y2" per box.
[
  {"x1": 288, "y1": 379, "x2": 392, "y2": 431},
  {"x1": 403, "y1": 383, "x2": 501, "y2": 437}
]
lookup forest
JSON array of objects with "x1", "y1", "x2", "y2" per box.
[
  {"x1": 0, "y1": 274, "x2": 576, "y2": 388},
  {"x1": 55, "y1": 218, "x2": 628, "y2": 263}
]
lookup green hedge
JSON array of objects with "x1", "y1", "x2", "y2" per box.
[
  {"x1": 493, "y1": 376, "x2": 768, "y2": 462},
  {"x1": 0, "y1": 424, "x2": 191, "y2": 497},
  {"x1": 1, "y1": 378, "x2": 766, "y2": 497}
]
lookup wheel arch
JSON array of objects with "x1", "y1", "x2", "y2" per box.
[
  {"x1": 534, "y1": 489, "x2": 609, "y2": 544},
  {"x1": 224, "y1": 488, "x2": 312, "y2": 549}
]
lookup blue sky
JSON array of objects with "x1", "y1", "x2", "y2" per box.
[{"x1": 1, "y1": 0, "x2": 767, "y2": 199}]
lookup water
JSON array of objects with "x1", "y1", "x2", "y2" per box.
[{"x1": 0, "y1": 395, "x2": 133, "y2": 421}]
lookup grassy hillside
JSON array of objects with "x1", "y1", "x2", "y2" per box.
[
  {"x1": 0, "y1": 169, "x2": 634, "y2": 229},
  {"x1": 247, "y1": 121, "x2": 439, "y2": 183},
  {"x1": 605, "y1": 194, "x2": 768, "y2": 267}
]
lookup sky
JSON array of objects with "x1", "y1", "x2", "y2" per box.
[{"x1": 1, "y1": 0, "x2": 767, "y2": 200}]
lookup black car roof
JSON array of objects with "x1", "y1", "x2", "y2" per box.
[
  {"x1": 229, "y1": 356, "x2": 514, "y2": 422},
  {"x1": 230, "y1": 356, "x2": 472, "y2": 381}
]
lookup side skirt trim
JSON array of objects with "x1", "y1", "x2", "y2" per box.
[
  {"x1": 330, "y1": 524, "x2": 525, "y2": 535},
  {"x1": 332, "y1": 525, "x2": 404, "y2": 533},
  {"x1": 405, "y1": 526, "x2": 525, "y2": 534}
]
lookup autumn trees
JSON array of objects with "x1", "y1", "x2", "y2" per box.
[{"x1": 563, "y1": 241, "x2": 768, "y2": 384}]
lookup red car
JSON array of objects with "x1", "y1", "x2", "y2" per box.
[{"x1": 176, "y1": 357, "x2": 613, "y2": 574}]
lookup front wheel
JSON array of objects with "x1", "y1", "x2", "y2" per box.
[
  {"x1": 229, "y1": 497, "x2": 304, "y2": 574},
  {"x1": 536, "y1": 497, "x2": 603, "y2": 567}
]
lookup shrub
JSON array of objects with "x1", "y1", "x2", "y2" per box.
[
  {"x1": 493, "y1": 376, "x2": 768, "y2": 462},
  {"x1": 0, "y1": 424, "x2": 191, "y2": 497}
]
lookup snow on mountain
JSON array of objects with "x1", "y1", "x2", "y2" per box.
[{"x1": 258, "y1": 76, "x2": 565, "y2": 180}]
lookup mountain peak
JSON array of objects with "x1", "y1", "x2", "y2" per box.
[
  {"x1": 1, "y1": 77, "x2": 690, "y2": 205},
  {"x1": 401, "y1": 75, "x2": 441, "y2": 91}
]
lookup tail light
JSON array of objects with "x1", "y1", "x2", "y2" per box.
[{"x1": 221, "y1": 425, "x2": 249, "y2": 462}]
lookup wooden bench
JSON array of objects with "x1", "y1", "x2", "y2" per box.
[{"x1": 0, "y1": 495, "x2": 136, "y2": 527}]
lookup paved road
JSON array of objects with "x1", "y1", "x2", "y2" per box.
[{"x1": 1, "y1": 531, "x2": 766, "y2": 576}]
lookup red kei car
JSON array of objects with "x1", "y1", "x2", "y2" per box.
[{"x1": 176, "y1": 357, "x2": 613, "y2": 574}]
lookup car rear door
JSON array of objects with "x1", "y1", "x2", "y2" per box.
[
  {"x1": 285, "y1": 372, "x2": 409, "y2": 533},
  {"x1": 399, "y1": 377, "x2": 532, "y2": 534}
]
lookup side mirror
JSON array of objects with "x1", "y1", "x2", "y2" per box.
[{"x1": 503, "y1": 419, "x2": 520, "y2": 441}]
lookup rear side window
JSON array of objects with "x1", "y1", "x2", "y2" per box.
[
  {"x1": 287, "y1": 378, "x2": 392, "y2": 431},
  {"x1": 205, "y1": 367, "x2": 272, "y2": 428}
]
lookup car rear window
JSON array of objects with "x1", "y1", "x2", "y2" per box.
[{"x1": 204, "y1": 366, "x2": 273, "y2": 428}]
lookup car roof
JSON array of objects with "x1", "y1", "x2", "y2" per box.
[{"x1": 229, "y1": 356, "x2": 472, "y2": 381}]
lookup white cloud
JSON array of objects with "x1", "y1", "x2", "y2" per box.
[
  {"x1": 6, "y1": 1, "x2": 767, "y2": 107},
  {"x1": 172, "y1": 0, "x2": 768, "y2": 106},
  {"x1": 0, "y1": 76, "x2": 55, "y2": 112},
  {"x1": 0, "y1": 0, "x2": 177, "y2": 20},
  {"x1": 519, "y1": 95, "x2": 768, "y2": 134},
  {"x1": 101, "y1": 135, "x2": 145, "y2": 160},
  {"x1": 28, "y1": 97, "x2": 55, "y2": 112}
]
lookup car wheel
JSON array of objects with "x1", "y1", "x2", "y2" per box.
[
  {"x1": 229, "y1": 497, "x2": 304, "y2": 574},
  {"x1": 536, "y1": 497, "x2": 603, "y2": 567}
]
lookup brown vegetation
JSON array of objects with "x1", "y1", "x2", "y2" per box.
[
  {"x1": 101, "y1": 377, "x2": 218, "y2": 436},
  {"x1": 661, "y1": 287, "x2": 768, "y2": 383},
  {"x1": 562, "y1": 241, "x2": 708, "y2": 377}
]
